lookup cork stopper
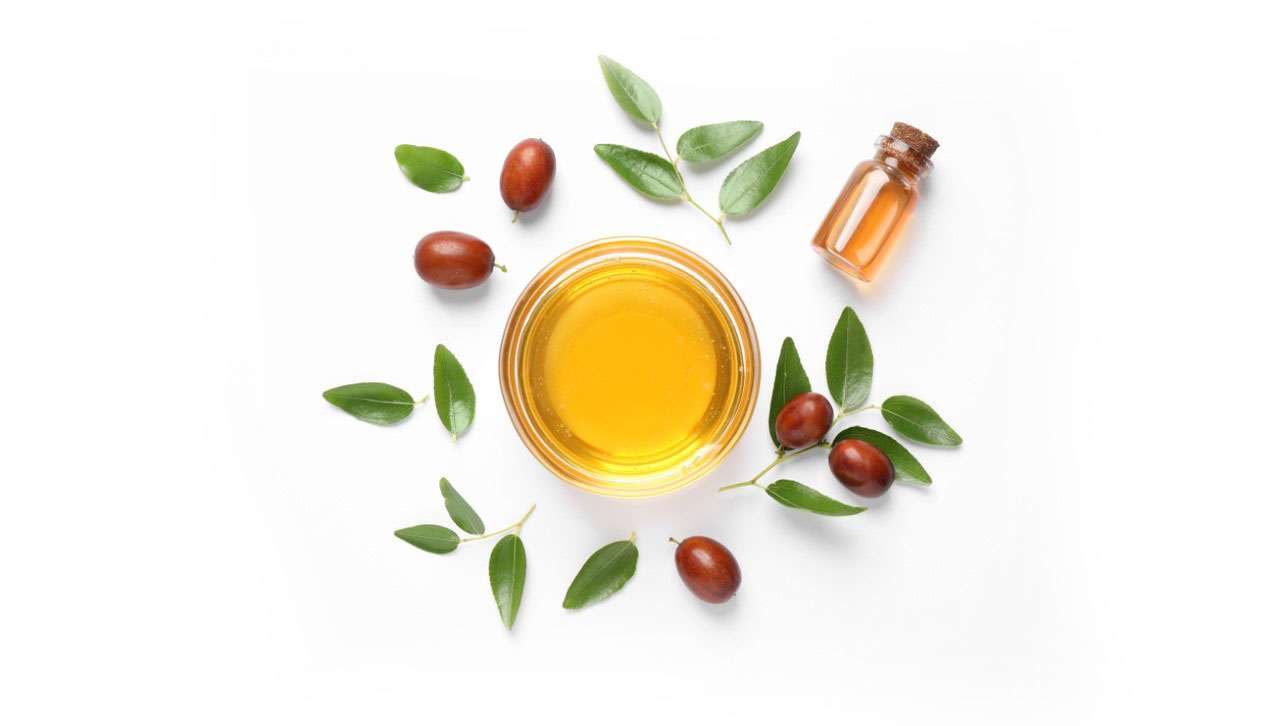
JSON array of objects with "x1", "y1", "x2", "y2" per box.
[{"x1": 877, "y1": 122, "x2": 938, "y2": 175}]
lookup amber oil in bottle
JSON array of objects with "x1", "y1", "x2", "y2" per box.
[{"x1": 810, "y1": 122, "x2": 939, "y2": 282}]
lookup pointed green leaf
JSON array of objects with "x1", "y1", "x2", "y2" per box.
[
  {"x1": 597, "y1": 55, "x2": 662, "y2": 125},
  {"x1": 439, "y1": 478, "x2": 484, "y2": 535},
  {"x1": 676, "y1": 121, "x2": 763, "y2": 163},
  {"x1": 718, "y1": 131, "x2": 800, "y2": 216},
  {"x1": 833, "y1": 426, "x2": 932, "y2": 484},
  {"x1": 826, "y1": 307, "x2": 873, "y2": 410},
  {"x1": 593, "y1": 144, "x2": 683, "y2": 200},
  {"x1": 881, "y1": 395, "x2": 963, "y2": 446},
  {"x1": 765, "y1": 480, "x2": 867, "y2": 517},
  {"x1": 394, "y1": 145, "x2": 467, "y2": 193},
  {"x1": 322, "y1": 382, "x2": 414, "y2": 425},
  {"x1": 433, "y1": 344, "x2": 475, "y2": 439},
  {"x1": 767, "y1": 337, "x2": 812, "y2": 448},
  {"x1": 489, "y1": 534, "x2": 527, "y2": 630},
  {"x1": 394, "y1": 524, "x2": 460, "y2": 554},
  {"x1": 563, "y1": 536, "x2": 638, "y2": 610}
]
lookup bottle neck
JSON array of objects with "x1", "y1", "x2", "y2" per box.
[{"x1": 873, "y1": 135, "x2": 931, "y2": 184}]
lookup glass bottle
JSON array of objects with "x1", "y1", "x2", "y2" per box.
[{"x1": 810, "y1": 122, "x2": 938, "y2": 282}]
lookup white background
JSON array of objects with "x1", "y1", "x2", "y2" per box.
[{"x1": 4, "y1": 1, "x2": 1268, "y2": 723}]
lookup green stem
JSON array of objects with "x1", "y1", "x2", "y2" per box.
[
  {"x1": 413, "y1": 395, "x2": 430, "y2": 405},
  {"x1": 462, "y1": 504, "x2": 536, "y2": 542},
  {"x1": 511, "y1": 210, "x2": 519, "y2": 223},
  {"x1": 653, "y1": 123, "x2": 732, "y2": 245},
  {"x1": 493, "y1": 262, "x2": 508, "y2": 273},
  {"x1": 668, "y1": 537, "x2": 682, "y2": 545},
  {"x1": 832, "y1": 404, "x2": 879, "y2": 426},
  {"x1": 627, "y1": 531, "x2": 637, "y2": 542},
  {"x1": 719, "y1": 443, "x2": 831, "y2": 491}
]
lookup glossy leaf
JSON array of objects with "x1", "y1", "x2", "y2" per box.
[
  {"x1": 765, "y1": 479, "x2": 867, "y2": 516},
  {"x1": 718, "y1": 131, "x2": 800, "y2": 216},
  {"x1": 597, "y1": 55, "x2": 662, "y2": 125},
  {"x1": 433, "y1": 344, "x2": 475, "y2": 440},
  {"x1": 439, "y1": 478, "x2": 484, "y2": 535},
  {"x1": 394, "y1": 145, "x2": 467, "y2": 193},
  {"x1": 767, "y1": 337, "x2": 812, "y2": 448},
  {"x1": 322, "y1": 382, "x2": 414, "y2": 425},
  {"x1": 562, "y1": 537, "x2": 639, "y2": 610},
  {"x1": 394, "y1": 524, "x2": 460, "y2": 554},
  {"x1": 825, "y1": 307, "x2": 873, "y2": 410},
  {"x1": 676, "y1": 121, "x2": 763, "y2": 163},
  {"x1": 593, "y1": 144, "x2": 683, "y2": 200},
  {"x1": 833, "y1": 426, "x2": 932, "y2": 484},
  {"x1": 881, "y1": 395, "x2": 963, "y2": 446},
  {"x1": 489, "y1": 534, "x2": 527, "y2": 630}
]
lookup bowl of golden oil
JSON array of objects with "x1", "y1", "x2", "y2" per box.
[{"x1": 499, "y1": 237, "x2": 760, "y2": 498}]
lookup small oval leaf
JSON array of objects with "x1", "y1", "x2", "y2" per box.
[
  {"x1": 323, "y1": 382, "x2": 414, "y2": 425},
  {"x1": 434, "y1": 344, "x2": 475, "y2": 440},
  {"x1": 718, "y1": 131, "x2": 800, "y2": 216},
  {"x1": 768, "y1": 337, "x2": 812, "y2": 448},
  {"x1": 676, "y1": 121, "x2": 763, "y2": 163},
  {"x1": 593, "y1": 144, "x2": 683, "y2": 200},
  {"x1": 597, "y1": 55, "x2": 662, "y2": 125},
  {"x1": 394, "y1": 524, "x2": 460, "y2": 554},
  {"x1": 765, "y1": 479, "x2": 867, "y2": 516},
  {"x1": 563, "y1": 536, "x2": 639, "y2": 610},
  {"x1": 826, "y1": 307, "x2": 873, "y2": 410},
  {"x1": 833, "y1": 426, "x2": 932, "y2": 484},
  {"x1": 489, "y1": 534, "x2": 527, "y2": 630},
  {"x1": 439, "y1": 478, "x2": 484, "y2": 535},
  {"x1": 394, "y1": 145, "x2": 467, "y2": 193},
  {"x1": 881, "y1": 395, "x2": 963, "y2": 446}
]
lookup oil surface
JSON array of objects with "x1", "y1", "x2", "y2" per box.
[
  {"x1": 519, "y1": 258, "x2": 740, "y2": 482},
  {"x1": 812, "y1": 160, "x2": 919, "y2": 281}
]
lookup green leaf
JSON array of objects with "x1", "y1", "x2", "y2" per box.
[
  {"x1": 765, "y1": 480, "x2": 867, "y2": 517},
  {"x1": 881, "y1": 395, "x2": 963, "y2": 446},
  {"x1": 825, "y1": 307, "x2": 873, "y2": 410},
  {"x1": 718, "y1": 131, "x2": 800, "y2": 216},
  {"x1": 394, "y1": 524, "x2": 460, "y2": 554},
  {"x1": 433, "y1": 344, "x2": 475, "y2": 440},
  {"x1": 597, "y1": 55, "x2": 662, "y2": 125},
  {"x1": 676, "y1": 121, "x2": 763, "y2": 163},
  {"x1": 489, "y1": 534, "x2": 527, "y2": 630},
  {"x1": 394, "y1": 145, "x2": 467, "y2": 193},
  {"x1": 832, "y1": 426, "x2": 932, "y2": 484},
  {"x1": 322, "y1": 382, "x2": 414, "y2": 425},
  {"x1": 767, "y1": 337, "x2": 812, "y2": 448},
  {"x1": 562, "y1": 536, "x2": 639, "y2": 610},
  {"x1": 439, "y1": 478, "x2": 484, "y2": 535},
  {"x1": 593, "y1": 144, "x2": 683, "y2": 200}
]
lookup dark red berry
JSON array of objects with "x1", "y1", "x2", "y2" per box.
[
  {"x1": 413, "y1": 231, "x2": 496, "y2": 290},
  {"x1": 828, "y1": 438, "x2": 895, "y2": 498},
  {"x1": 775, "y1": 392, "x2": 833, "y2": 448},
  {"x1": 674, "y1": 536, "x2": 741, "y2": 604}
]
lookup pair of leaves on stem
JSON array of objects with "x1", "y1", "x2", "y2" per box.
[
  {"x1": 394, "y1": 478, "x2": 530, "y2": 630},
  {"x1": 394, "y1": 144, "x2": 468, "y2": 193},
  {"x1": 595, "y1": 55, "x2": 800, "y2": 231},
  {"x1": 322, "y1": 344, "x2": 475, "y2": 439}
]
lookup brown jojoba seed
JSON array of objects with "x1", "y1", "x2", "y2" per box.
[
  {"x1": 674, "y1": 536, "x2": 741, "y2": 604},
  {"x1": 828, "y1": 438, "x2": 895, "y2": 498},
  {"x1": 774, "y1": 392, "x2": 834, "y2": 449},
  {"x1": 413, "y1": 231, "x2": 497, "y2": 290},
  {"x1": 500, "y1": 138, "x2": 556, "y2": 219}
]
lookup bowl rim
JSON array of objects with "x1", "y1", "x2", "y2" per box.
[{"x1": 497, "y1": 236, "x2": 761, "y2": 498}]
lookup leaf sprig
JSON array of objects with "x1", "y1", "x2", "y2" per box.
[
  {"x1": 322, "y1": 344, "x2": 476, "y2": 441},
  {"x1": 721, "y1": 306, "x2": 961, "y2": 515},
  {"x1": 394, "y1": 477, "x2": 536, "y2": 630},
  {"x1": 595, "y1": 55, "x2": 799, "y2": 245}
]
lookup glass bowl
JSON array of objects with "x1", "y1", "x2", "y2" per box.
[{"x1": 498, "y1": 237, "x2": 760, "y2": 498}]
